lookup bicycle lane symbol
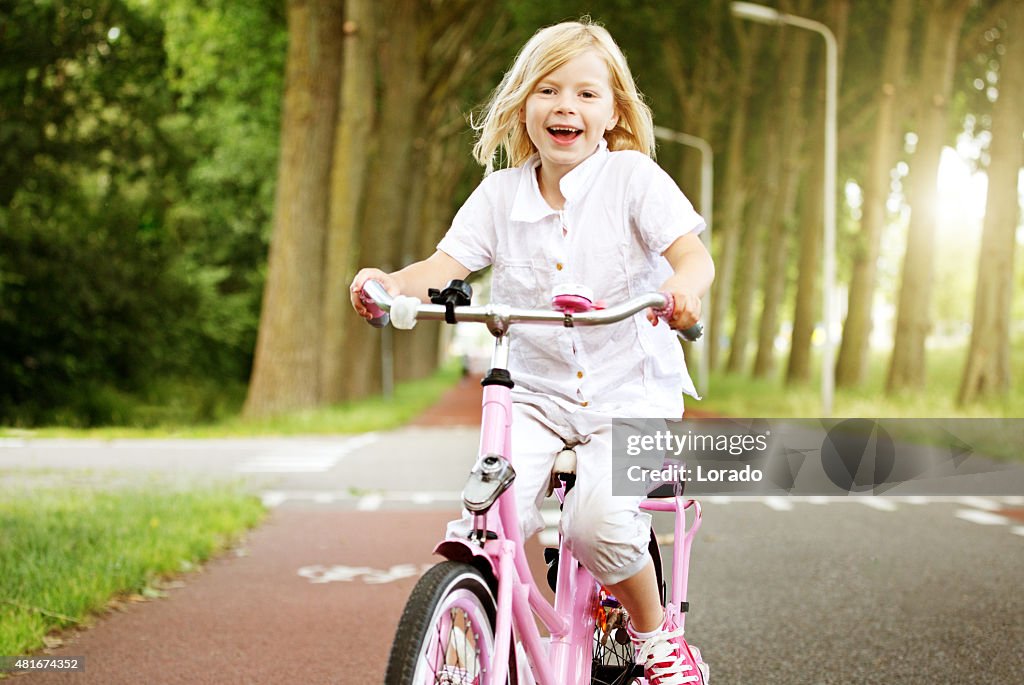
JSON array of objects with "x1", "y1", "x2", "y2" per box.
[{"x1": 297, "y1": 564, "x2": 434, "y2": 585}]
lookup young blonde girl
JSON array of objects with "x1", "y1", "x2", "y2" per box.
[{"x1": 352, "y1": 19, "x2": 713, "y2": 685}]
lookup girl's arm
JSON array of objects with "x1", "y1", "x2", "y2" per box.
[
  {"x1": 350, "y1": 250, "x2": 471, "y2": 320},
  {"x1": 648, "y1": 232, "x2": 715, "y2": 330}
]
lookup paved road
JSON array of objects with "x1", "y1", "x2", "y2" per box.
[{"x1": 3, "y1": 381, "x2": 1023, "y2": 684}]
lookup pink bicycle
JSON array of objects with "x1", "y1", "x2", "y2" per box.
[{"x1": 360, "y1": 279, "x2": 707, "y2": 685}]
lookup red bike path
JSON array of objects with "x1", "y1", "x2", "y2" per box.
[{"x1": 14, "y1": 378, "x2": 551, "y2": 685}]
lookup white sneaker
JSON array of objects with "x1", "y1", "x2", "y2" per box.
[{"x1": 634, "y1": 625, "x2": 705, "y2": 685}]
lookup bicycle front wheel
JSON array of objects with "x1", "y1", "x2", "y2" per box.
[{"x1": 385, "y1": 561, "x2": 510, "y2": 685}]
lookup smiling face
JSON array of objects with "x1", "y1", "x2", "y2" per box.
[{"x1": 521, "y1": 50, "x2": 620, "y2": 179}]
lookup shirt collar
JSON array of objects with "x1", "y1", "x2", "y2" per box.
[{"x1": 510, "y1": 138, "x2": 609, "y2": 223}]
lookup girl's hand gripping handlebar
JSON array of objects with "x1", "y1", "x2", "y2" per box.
[{"x1": 652, "y1": 293, "x2": 704, "y2": 342}]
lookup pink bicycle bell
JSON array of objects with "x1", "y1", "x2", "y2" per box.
[{"x1": 551, "y1": 284, "x2": 600, "y2": 313}]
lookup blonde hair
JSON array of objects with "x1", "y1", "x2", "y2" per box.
[{"x1": 472, "y1": 19, "x2": 655, "y2": 173}]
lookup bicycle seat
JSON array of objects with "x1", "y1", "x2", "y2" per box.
[
  {"x1": 547, "y1": 448, "x2": 577, "y2": 496},
  {"x1": 552, "y1": 448, "x2": 577, "y2": 475}
]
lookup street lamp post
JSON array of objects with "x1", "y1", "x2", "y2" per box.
[
  {"x1": 653, "y1": 126, "x2": 713, "y2": 396},
  {"x1": 730, "y1": 1, "x2": 837, "y2": 416}
]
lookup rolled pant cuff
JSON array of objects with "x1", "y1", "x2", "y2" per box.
[{"x1": 594, "y1": 548, "x2": 652, "y2": 586}]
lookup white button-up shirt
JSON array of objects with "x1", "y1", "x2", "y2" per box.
[{"x1": 437, "y1": 140, "x2": 705, "y2": 418}]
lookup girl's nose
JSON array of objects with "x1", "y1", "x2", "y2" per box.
[{"x1": 554, "y1": 95, "x2": 576, "y2": 114}]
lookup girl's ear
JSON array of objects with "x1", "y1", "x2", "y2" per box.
[{"x1": 606, "y1": 110, "x2": 619, "y2": 131}]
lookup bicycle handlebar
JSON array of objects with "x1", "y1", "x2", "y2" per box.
[{"x1": 360, "y1": 280, "x2": 703, "y2": 341}]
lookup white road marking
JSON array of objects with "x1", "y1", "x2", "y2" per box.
[
  {"x1": 1012, "y1": 527, "x2": 1024, "y2": 537},
  {"x1": 860, "y1": 498, "x2": 898, "y2": 512},
  {"x1": 261, "y1": 491, "x2": 287, "y2": 508},
  {"x1": 954, "y1": 509, "x2": 1011, "y2": 526},
  {"x1": 955, "y1": 496, "x2": 1001, "y2": 511},
  {"x1": 297, "y1": 563, "x2": 433, "y2": 584},
  {"x1": 357, "y1": 494, "x2": 383, "y2": 511},
  {"x1": 763, "y1": 497, "x2": 793, "y2": 511}
]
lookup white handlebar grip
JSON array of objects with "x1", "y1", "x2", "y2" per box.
[{"x1": 390, "y1": 295, "x2": 420, "y2": 330}]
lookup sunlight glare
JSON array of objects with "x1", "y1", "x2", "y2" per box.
[{"x1": 936, "y1": 147, "x2": 987, "y2": 224}]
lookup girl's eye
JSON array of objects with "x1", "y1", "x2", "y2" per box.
[
  {"x1": 538, "y1": 87, "x2": 555, "y2": 95},
  {"x1": 581, "y1": 91, "x2": 596, "y2": 99}
]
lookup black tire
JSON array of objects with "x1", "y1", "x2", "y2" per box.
[{"x1": 385, "y1": 561, "x2": 513, "y2": 684}]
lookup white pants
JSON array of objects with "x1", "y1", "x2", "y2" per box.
[{"x1": 448, "y1": 396, "x2": 664, "y2": 586}]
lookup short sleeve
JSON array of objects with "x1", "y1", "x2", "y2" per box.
[
  {"x1": 627, "y1": 158, "x2": 706, "y2": 255},
  {"x1": 436, "y1": 180, "x2": 497, "y2": 272}
]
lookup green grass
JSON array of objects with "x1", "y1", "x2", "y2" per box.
[
  {"x1": 695, "y1": 343, "x2": 1024, "y2": 462},
  {"x1": 0, "y1": 363, "x2": 462, "y2": 440},
  {"x1": 698, "y1": 344, "x2": 1024, "y2": 419},
  {"x1": 0, "y1": 477, "x2": 265, "y2": 657}
]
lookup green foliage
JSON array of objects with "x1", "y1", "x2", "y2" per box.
[{"x1": 0, "y1": 0, "x2": 285, "y2": 426}]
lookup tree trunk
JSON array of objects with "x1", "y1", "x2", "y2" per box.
[
  {"x1": 244, "y1": 0, "x2": 344, "y2": 417},
  {"x1": 392, "y1": 1, "x2": 492, "y2": 384},
  {"x1": 341, "y1": 0, "x2": 420, "y2": 400},
  {"x1": 753, "y1": 22, "x2": 811, "y2": 378},
  {"x1": 726, "y1": 155, "x2": 778, "y2": 374},
  {"x1": 836, "y1": 0, "x2": 913, "y2": 388},
  {"x1": 958, "y1": 0, "x2": 1024, "y2": 404},
  {"x1": 709, "y1": 23, "x2": 762, "y2": 371},
  {"x1": 786, "y1": 0, "x2": 848, "y2": 386},
  {"x1": 321, "y1": 0, "x2": 377, "y2": 404},
  {"x1": 887, "y1": 0, "x2": 972, "y2": 392},
  {"x1": 787, "y1": 142, "x2": 824, "y2": 384}
]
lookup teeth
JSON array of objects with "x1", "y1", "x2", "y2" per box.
[{"x1": 549, "y1": 126, "x2": 581, "y2": 133}]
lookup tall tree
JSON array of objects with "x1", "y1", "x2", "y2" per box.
[
  {"x1": 887, "y1": 0, "x2": 973, "y2": 393},
  {"x1": 786, "y1": 129, "x2": 824, "y2": 383},
  {"x1": 244, "y1": 0, "x2": 344, "y2": 417},
  {"x1": 836, "y1": 0, "x2": 914, "y2": 388},
  {"x1": 786, "y1": 0, "x2": 849, "y2": 386},
  {"x1": 753, "y1": 9, "x2": 812, "y2": 378},
  {"x1": 392, "y1": 2, "x2": 505, "y2": 383},
  {"x1": 726, "y1": 135, "x2": 779, "y2": 373},
  {"x1": 958, "y1": 0, "x2": 1024, "y2": 404},
  {"x1": 321, "y1": 0, "x2": 378, "y2": 404},
  {"x1": 338, "y1": 0, "x2": 421, "y2": 400},
  {"x1": 709, "y1": 21, "x2": 763, "y2": 371}
]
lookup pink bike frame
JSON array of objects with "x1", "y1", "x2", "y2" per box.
[
  {"x1": 361, "y1": 280, "x2": 704, "y2": 684},
  {"x1": 433, "y1": 353, "x2": 704, "y2": 685}
]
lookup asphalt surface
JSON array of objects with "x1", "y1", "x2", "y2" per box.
[{"x1": 3, "y1": 378, "x2": 1023, "y2": 684}]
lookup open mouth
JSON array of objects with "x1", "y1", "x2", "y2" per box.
[{"x1": 547, "y1": 126, "x2": 583, "y2": 144}]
